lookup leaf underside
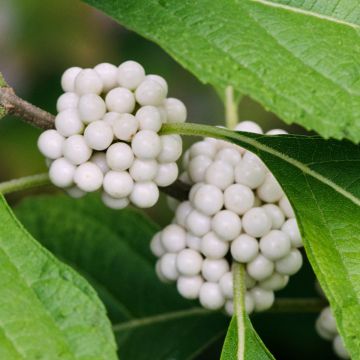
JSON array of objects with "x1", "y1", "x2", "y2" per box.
[
  {"x1": 0, "y1": 195, "x2": 117, "y2": 360},
  {"x1": 16, "y1": 195, "x2": 229, "y2": 360},
  {"x1": 85, "y1": 0, "x2": 360, "y2": 142}
]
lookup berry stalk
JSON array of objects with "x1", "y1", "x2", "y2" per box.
[{"x1": 0, "y1": 173, "x2": 50, "y2": 194}]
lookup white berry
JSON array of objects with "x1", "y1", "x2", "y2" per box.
[
  {"x1": 105, "y1": 87, "x2": 135, "y2": 113},
  {"x1": 176, "y1": 275, "x2": 203, "y2": 300},
  {"x1": 90, "y1": 152, "x2": 109, "y2": 174},
  {"x1": 219, "y1": 272, "x2": 233, "y2": 299},
  {"x1": 262, "y1": 204, "x2": 285, "y2": 230},
  {"x1": 205, "y1": 160, "x2": 234, "y2": 190},
  {"x1": 56, "y1": 92, "x2": 79, "y2": 112},
  {"x1": 74, "y1": 68, "x2": 103, "y2": 95},
  {"x1": 94, "y1": 62, "x2": 118, "y2": 92},
  {"x1": 199, "y1": 282, "x2": 225, "y2": 310},
  {"x1": 235, "y1": 121, "x2": 263, "y2": 134},
  {"x1": 176, "y1": 249, "x2": 203, "y2": 276},
  {"x1": 74, "y1": 162, "x2": 103, "y2": 192},
  {"x1": 159, "y1": 253, "x2": 179, "y2": 281},
  {"x1": 333, "y1": 335, "x2": 349, "y2": 359},
  {"x1": 106, "y1": 143, "x2": 134, "y2": 171},
  {"x1": 281, "y1": 218, "x2": 302, "y2": 248},
  {"x1": 49, "y1": 157, "x2": 76, "y2": 188},
  {"x1": 130, "y1": 182, "x2": 159, "y2": 208},
  {"x1": 242, "y1": 207, "x2": 272, "y2": 238},
  {"x1": 136, "y1": 105, "x2": 162, "y2": 131},
  {"x1": 62, "y1": 135, "x2": 92, "y2": 165},
  {"x1": 246, "y1": 254, "x2": 274, "y2": 281},
  {"x1": 157, "y1": 135, "x2": 182, "y2": 163},
  {"x1": 224, "y1": 184, "x2": 254, "y2": 215},
  {"x1": 117, "y1": 60, "x2": 145, "y2": 90},
  {"x1": 279, "y1": 195, "x2": 295, "y2": 218},
  {"x1": 161, "y1": 224, "x2": 187, "y2": 253},
  {"x1": 135, "y1": 78, "x2": 166, "y2": 106},
  {"x1": 215, "y1": 147, "x2": 241, "y2": 167},
  {"x1": 188, "y1": 155, "x2": 212, "y2": 183},
  {"x1": 259, "y1": 230, "x2": 291, "y2": 261},
  {"x1": 163, "y1": 98, "x2": 187, "y2": 123},
  {"x1": 102, "y1": 192, "x2": 129, "y2": 210},
  {"x1": 212, "y1": 210, "x2": 241, "y2": 241},
  {"x1": 154, "y1": 162, "x2": 178, "y2": 187},
  {"x1": 55, "y1": 109, "x2": 84, "y2": 137},
  {"x1": 186, "y1": 210, "x2": 211, "y2": 237},
  {"x1": 131, "y1": 130, "x2": 161, "y2": 159},
  {"x1": 37, "y1": 129, "x2": 64, "y2": 159},
  {"x1": 201, "y1": 258, "x2": 229, "y2": 282},
  {"x1": 129, "y1": 159, "x2": 158, "y2": 182},
  {"x1": 201, "y1": 231, "x2": 229, "y2": 259},
  {"x1": 84, "y1": 120, "x2": 113, "y2": 151},
  {"x1": 103, "y1": 170, "x2": 134, "y2": 198},
  {"x1": 231, "y1": 234, "x2": 259, "y2": 263},
  {"x1": 193, "y1": 184, "x2": 224, "y2": 216},
  {"x1": 61, "y1": 67, "x2": 82, "y2": 92},
  {"x1": 257, "y1": 173, "x2": 284, "y2": 203},
  {"x1": 275, "y1": 249, "x2": 303, "y2": 275},
  {"x1": 258, "y1": 272, "x2": 289, "y2": 291},
  {"x1": 250, "y1": 287, "x2": 274, "y2": 312}
]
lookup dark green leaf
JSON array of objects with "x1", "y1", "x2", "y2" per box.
[
  {"x1": 16, "y1": 195, "x2": 229, "y2": 360},
  {"x1": 0, "y1": 195, "x2": 117, "y2": 359},
  {"x1": 84, "y1": 0, "x2": 360, "y2": 142}
]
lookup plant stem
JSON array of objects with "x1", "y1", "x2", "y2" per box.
[
  {"x1": 266, "y1": 297, "x2": 326, "y2": 314},
  {"x1": 225, "y1": 86, "x2": 239, "y2": 129},
  {"x1": 233, "y1": 261, "x2": 246, "y2": 359},
  {"x1": 0, "y1": 173, "x2": 51, "y2": 195},
  {"x1": 0, "y1": 86, "x2": 54, "y2": 129}
]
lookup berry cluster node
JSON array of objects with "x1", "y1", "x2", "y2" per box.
[
  {"x1": 151, "y1": 121, "x2": 303, "y2": 315},
  {"x1": 38, "y1": 61, "x2": 187, "y2": 208}
]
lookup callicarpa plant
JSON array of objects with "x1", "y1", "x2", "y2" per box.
[{"x1": 0, "y1": 1, "x2": 359, "y2": 360}]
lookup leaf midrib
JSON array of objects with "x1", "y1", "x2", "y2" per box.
[{"x1": 251, "y1": 0, "x2": 360, "y2": 30}]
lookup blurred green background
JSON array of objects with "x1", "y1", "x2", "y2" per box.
[{"x1": 0, "y1": 1, "x2": 336, "y2": 359}]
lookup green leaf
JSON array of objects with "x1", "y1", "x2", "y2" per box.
[
  {"x1": 84, "y1": 0, "x2": 360, "y2": 142},
  {"x1": 221, "y1": 263, "x2": 274, "y2": 360},
  {"x1": 0, "y1": 195, "x2": 117, "y2": 360},
  {"x1": 161, "y1": 122, "x2": 360, "y2": 359},
  {"x1": 15, "y1": 195, "x2": 229, "y2": 359}
]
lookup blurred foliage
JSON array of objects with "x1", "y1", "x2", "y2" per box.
[{"x1": 0, "y1": 1, "x2": 332, "y2": 359}]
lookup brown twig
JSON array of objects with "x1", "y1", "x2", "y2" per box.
[{"x1": 0, "y1": 86, "x2": 54, "y2": 129}]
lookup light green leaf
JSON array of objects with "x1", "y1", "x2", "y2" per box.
[
  {"x1": 161, "y1": 122, "x2": 360, "y2": 359},
  {"x1": 84, "y1": 0, "x2": 360, "y2": 142},
  {"x1": 16, "y1": 195, "x2": 229, "y2": 359},
  {"x1": 0, "y1": 195, "x2": 117, "y2": 360},
  {"x1": 221, "y1": 263, "x2": 274, "y2": 360}
]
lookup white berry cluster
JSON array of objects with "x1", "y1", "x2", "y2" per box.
[
  {"x1": 37, "y1": 61, "x2": 187, "y2": 209},
  {"x1": 151, "y1": 121, "x2": 303, "y2": 315},
  {"x1": 315, "y1": 306, "x2": 349, "y2": 359}
]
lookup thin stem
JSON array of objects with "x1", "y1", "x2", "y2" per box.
[
  {"x1": 225, "y1": 86, "x2": 239, "y2": 129},
  {"x1": 233, "y1": 261, "x2": 246, "y2": 359},
  {"x1": 0, "y1": 86, "x2": 54, "y2": 129},
  {"x1": 266, "y1": 297, "x2": 326, "y2": 314},
  {"x1": 0, "y1": 173, "x2": 51, "y2": 195}
]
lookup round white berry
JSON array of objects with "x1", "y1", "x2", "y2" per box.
[
  {"x1": 205, "y1": 160, "x2": 234, "y2": 190},
  {"x1": 189, "y1": 183, "x2": 203, "y2": 203},
  {"x1": 175, "y1": 201, "x2": 192, "y2": 227},
  {"x1": 225, "y1": 300, "x2": 234, "y2": 316},
  {"x1": 259, "y1": 230, "x2": 291, "y2": 261},
  {"x1": 129, "y1": 158, "x2": 158, "y2": 182},
  {"x1": 234, "y1": 157, "x2": 266, "y2": 189},
  {"x1": 333, "y1": 335, "x2": 349, "y2": 359},
  {"x1": 279, "y1": 195, "x2": 295, "y2": 218},
  {"x1": 266, "y1": 129, "x2": 288, "y2": 135},
  {"x1": 131, "y1": 130, "x2": 162, "y2": 159},
  {"x1": 262, "y1": 204, "x2": 285, "y2": 230},
  {"x1": 101, "y1": 192, "x2": 129, "y2": 210},
  {"x1": 157, "y1": 135, "x2": 182, "y2": 163},
  {"x1": 94, "y1": 62, "x2": 118, "y2": 92},
  {"x1": 242, "y1": 207, "x2": 272, "y2": 238},
  {"x1": 117, "y1": 60, "x2": 145, "y2": 90},
  {"x1": 146, "y1": 74, "x2": 168, "y2": 94},
  {"x1": 155, "y1": 260, "x2": 169, "y2": 283},
  {"x1": 62, "y1": 135, "x2": 92, "y2": 165},
  {"x1": 163, "y1": 98, "x2": 187, "y2": 123},
  {"x1": 66, "y1": 186, "x2": 86, "y2": 199},
  {"x1": 176, "y1": 249, "x2": 203, "y2": 276},
  {"x1": 49, "y1": 158, "x2": 76, "y2": 188},
  {"x1": 159, "y1": 253, "x2": 179, "y2": 281},
  {"x1": 188, "y1": 155, "x2": 212, "y2": 183},
  {"x1": 102, "y1": 112, "x2": 120, "y2": 127},
  {"x1": 246, "y1": 254, "x2": 274, "y2": 281},
  {"x1": 201, "y1": 231, "x2": 229, "y2": 259},
  {"x1": 215, "y1": 147, "x2": 241, "y2": 167},
  {"x1": 78, "y1": 94, "x2": 106, "y2": 124},
  {"x1": 219, "y1": 272, "x2": 233, "y2": 299},
  {"x1": 193, "y1": 184, "x2": 224, "y2": 216},
  {"x1": 90, "y1": 152, "x2": 109, "y2": 174},
  {"x1": 103, "y1": 170, "x2": 134, "y2": 198},
  {"x1": 74, "y1": 68, "x2": 103, "y2": 95},
  {"x1": 257, "y1": 173, "x2": 284, "y2": 203},
  {"x1": 135, "y1": 79, "x2": 166, "y2": 106},
  {"x1": 186, "y1": 210, "x2": 211, "y2": 237},
  {"x1": 245, "y1": 293, "x2": 255, "y2": 314},
  {"x1": 281, "y1": 218, "x2": 302, "y2": 248},
  {"x1": 106, "y1": 143, "x2": 134, "y2": 171},
  {"x1": 176, "y1": 275, "x2": 203, "y2": 300},
  {"x1": 199, "y1": 282, "x2": 225, "y2": 310},
  {"x1": 258, "y1": 272, "x2": 289, "y2": 291},
  {"x1": 275, "y1": 249, "x2": 303, "y2": 275},
  {"x1": 201, "y1": 258, "x2": 229, "y2": 282},
  {"x1": 61, "y1": 67, "x2": 82, "y2": 92},
  {"x1": 245, "y1": 273, "x2": 257, "y2": 289},
  {"x1": 231, "y1": 234, "x2": 259, "y2": 263},
  {"x1": 56, "y1": 92, "x2": 79, "y2": 112},
  {"x1": 235, "y1": 121, "x2": 263, "y2": 134},
  {"x1": 55, "y1": 109, "x2": 84, "y2": 137},
  {"x1": 136, "y1": 105, "x2": 163, "y2": 132},
  {"x1": 130, "y1": 182, "x2": 159, "y2": 208},
  {"x1": 161, "y1": 224, "x2": 186, "y2": 253},
  {"x1": 74, "y1": 162, "x2": 103, "y2": 192},
  {"x1": 250, "y1": 287, "x2": 274, "y2": 312},
  {"x1": 112, "y1": 113, "x2": 139, "y2": 142},
  {"x1": 190, "y1": 140, "x2": 217, "y2": 159},
  {"x1": 84, "y1": 120, "x2": 113, "y2": 151},
  {"x1": 318, "y1": 307, "x2": 338, "y2": 335},
  {"x1": 186, "y1": 233, "x2": 202, "y2": 251},
  {"x1": 315, "y1": 318, "x2": 334, "y2": 341},
  {"x1": 212, "y1": 210, "x2": 241, "y2": 241},
  {"x1": 150, "y1": 232, "x2": 165, "y2": 257},
  {"x1": 224, "y1": 184, "x2": 254, "y2": 215},
  {"x1": 154, "y1": 162, "x2": 178, "y2": 187},
  {"x1": 105, "y1": 87, "x2": 135, "y2": 113},
  {"x1": 38, "y1": 129, "x2": 64, "y2": 160}
]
